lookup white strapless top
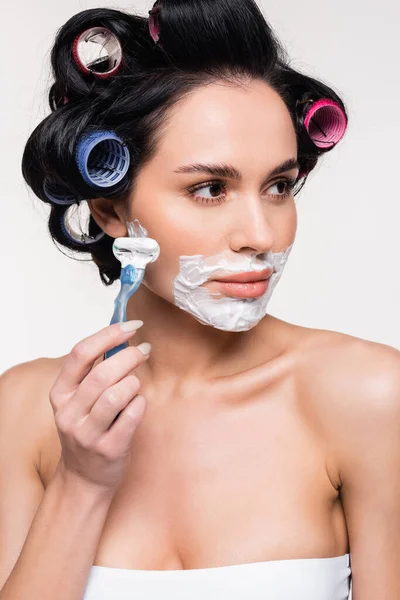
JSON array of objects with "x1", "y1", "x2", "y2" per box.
[{"x1": 83, "y1": 553, "x2": 352, "y2": 600}]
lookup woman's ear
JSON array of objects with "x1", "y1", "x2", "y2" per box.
[{"x1": 87, "y1": 196, "x2": 128, "y2": 239}]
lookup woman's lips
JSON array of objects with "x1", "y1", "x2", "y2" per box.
[
  {"x1": 210, "y1": 278, "x2": 271, "y2": 298},
  {"x1": 213, "y1": 268, "x2": 272, "y2": 283}
]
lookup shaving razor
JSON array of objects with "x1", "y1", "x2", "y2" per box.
[{"x1": 104, "y1": 219, "x2": 160, "y2": 360}]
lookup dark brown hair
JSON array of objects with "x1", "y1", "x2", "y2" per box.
[{"x1": 21, "y1": 0, "x2": 348, "y2": 285}]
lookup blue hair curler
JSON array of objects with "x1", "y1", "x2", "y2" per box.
[
  {"x1": 104, "y1": 220, "x2": 160, "y2": 360},
  {"x1": 75, "y1": 130, "x2": 130, "y2": 189},
  {"x1": 44, "y1": 181, "x2": 79, "y2": 205}
]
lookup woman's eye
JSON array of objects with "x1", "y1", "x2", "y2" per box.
[
  {"x1": 189, "y1": 182, "x2": 227, "y2": 205},
  {"x1": 187, "y1": 178, "x2": 296, "y2": 206},
  {"x1": 268, "y1": 180, "x2": 292, "y2": 198}
]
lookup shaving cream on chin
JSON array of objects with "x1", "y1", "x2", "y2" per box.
[{"x1": 173, "y1": 244, "x2": 294, "y2": 332}]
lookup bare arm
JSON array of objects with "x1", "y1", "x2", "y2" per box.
[
  {"x1": 314, "y1": 339, "x2": 400, "y2": 600},
  {"x1": 1, "y1": 463, "x2": 114, "y2": 600},
  {"x1": 0, "y1": 362, "x2": 115, "y2": 600},
  {"x1": 0, "y1": 321, "x2": 149, "y2": 600},
  {"x1": 337, "y1": 344, "x2": 400, "y2": 600}
]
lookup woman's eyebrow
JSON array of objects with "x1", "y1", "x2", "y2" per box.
[{"x1": 173, "y1": 157, "x2": 300, "y2": 180}]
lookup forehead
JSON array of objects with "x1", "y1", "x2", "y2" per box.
[{"x1": 156, "y1": 80, "x2": 297, "y2": 163}]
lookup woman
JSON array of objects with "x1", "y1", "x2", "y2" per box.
[{"x1": 1, "y1": 1, "x2": 399, "y2": 599}]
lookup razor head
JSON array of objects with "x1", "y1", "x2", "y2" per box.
[{"x1": 113, "y1": 237, "x2": 160, "y2": 269}]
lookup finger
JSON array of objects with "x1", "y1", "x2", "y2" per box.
[
  {"x1": 61, "y1": 343, "x2": 150, "y2": 419},
  {"x1": 51, "y1": 321, "x2": 143, "y2": 401},
  {"x1": 83, "y1": 374, "x2": 142, "y2": 438},
  {"x1": 97, "y1": 394, "x2": 147, "y2": 457}
]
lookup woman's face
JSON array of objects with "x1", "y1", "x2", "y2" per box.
[{"x1": 122, "y1": 79, "x2": 299, "y2": 317}]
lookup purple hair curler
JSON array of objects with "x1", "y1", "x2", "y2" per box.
[
  {"x1": 303, "y1": 99, "x2": 347, "y2": 149},
  {"x1": 75, "y1": 130, "x2": 131, "y2": 189},
  {"x1": 72, "y1": 27, "x2": 123, "y2": 79}
]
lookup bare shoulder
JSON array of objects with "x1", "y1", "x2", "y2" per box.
[
  {"x1": 295, "y1": 326, "x2": 400, "y2": 389},
  {"x1": 0, "y1": 356, "x2": 65, "y2": 411},
  {"x1": 294, "y1": 327, "x2": 400, "y2": 482},
  {"x1": 299, "y1": 327, "x2": 400, "y2": 406},
  {"x1": 1, "y1": 355, "x2": 67, "y2": 398},
  {"x1": 0, "y1": 357, "x2": 67, "y2": 473}
]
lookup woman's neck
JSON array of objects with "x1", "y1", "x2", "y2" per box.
[{"x1": 125, "y1": 285, "x2": 291, "y2": 391}]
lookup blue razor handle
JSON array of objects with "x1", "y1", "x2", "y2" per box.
[{"x1": 104, "y1": 264, "x2": 145, "y2": 360}]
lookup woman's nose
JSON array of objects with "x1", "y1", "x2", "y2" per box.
[{"x1": 228, "y1": 195, "x2": 275, "y2": 255}]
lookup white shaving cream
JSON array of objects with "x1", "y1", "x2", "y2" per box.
[
  {"x1": 173, "y1": 246, "x2": 293, "y2": 332},
  {"x1": 125, "y1": 219, "x2": 293, "y2": 333}
]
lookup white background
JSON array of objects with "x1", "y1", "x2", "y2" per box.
[{"x1": 1, "y1": 0, "x2": 399, "y2": 373}]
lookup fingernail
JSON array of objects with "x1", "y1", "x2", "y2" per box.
[
  {"x1": 136, "y1": 342, "x2": 152, "y2": 356},
  {"x1": 120, "y1": 320, "x2": 144, "y2": 332}
]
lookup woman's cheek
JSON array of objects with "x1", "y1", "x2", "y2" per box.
[{"x1": 141, "y1": 246, "x2": 180, "y2": 299}]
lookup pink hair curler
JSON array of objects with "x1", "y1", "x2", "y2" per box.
[
  {"x1": 303, "y1": 99, "x2": 347, "y2": 149},
  {"x1": 149, "y1": 1, "x2": 161, "y2": 44}
]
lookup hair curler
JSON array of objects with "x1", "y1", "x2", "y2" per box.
[
  {"x1": 75, "y1": 130, "x2": 131, "y2": 189},
  {"x1": 303, "y1": 98, "x2": 347, "y2": 149},
  {"x1": 43, "y1": 181, "x2": 79, "y2": 205},
  {"x1": 72, "y1": 27, "x2": 123, "y2": 78},
  {"x1": 59, "y1": 203, "x2": 106, "y2": 246},
  {"x1": 44, "y1": 131, "x2": 130, "y2": 206},
  {"x1": 149, "y1": 1, "x2": 161, "y2": 44}
]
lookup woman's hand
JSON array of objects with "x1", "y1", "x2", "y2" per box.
[{"x1": 49, "y1": 321, "x2": 150, "y2": 493}]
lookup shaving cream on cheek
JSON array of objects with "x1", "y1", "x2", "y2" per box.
[{"x1": 172, "y1": 244, "x2": 294, "y2": 332}]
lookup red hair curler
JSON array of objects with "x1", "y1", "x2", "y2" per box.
[{"x1": 72, "y1": 27, "x2": 123, "y2": 79}]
